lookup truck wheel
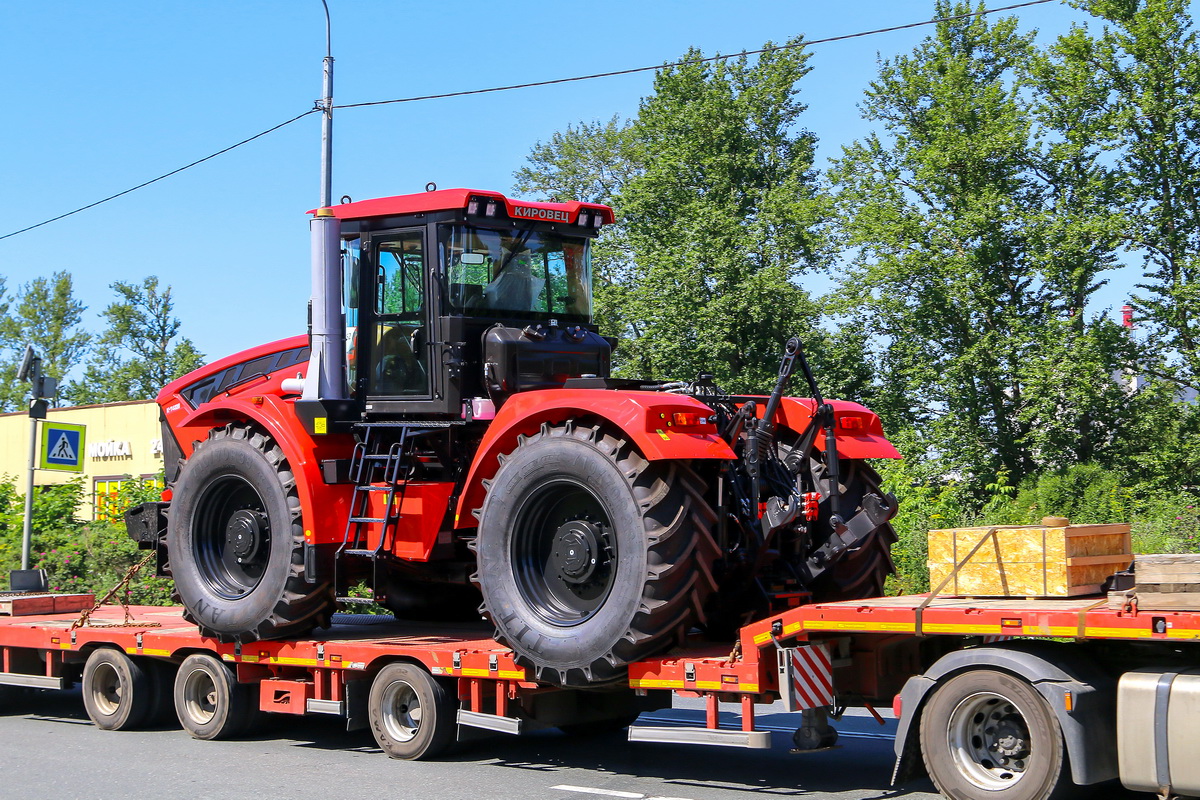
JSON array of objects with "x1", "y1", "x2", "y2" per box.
[
  {"x1": 174, "y1": 653, "x2": 256, "y2": 740},
  {"x1": 804, "y1": 457, "x2": 896, "y2": 601},
  {"x1": 475, "y1": 421, "x2": 718, "y2": 687},
  {"x1": 368, "y1": 662, "x2": 457, "y2": 760},
  {"x1": 167, "y1": 424, "x2": 332, "y2": 642},
  {"x1": 82, "y1": 648, "x2": 153, "y2": 731},
  {"x1": 920, "y1": 669, "x2": 1073, "y2": 800}
]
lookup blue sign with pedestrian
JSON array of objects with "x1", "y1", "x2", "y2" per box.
[{"x1": 40, "y1": 422, "x2": 86, "y2": 472}]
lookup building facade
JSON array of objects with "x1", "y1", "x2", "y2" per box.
[{"x1": 0, "y1": 400, "x2": 163, "y2": 521}]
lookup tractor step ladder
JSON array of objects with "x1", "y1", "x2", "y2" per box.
[{"x1": 334, "y1": 424, "x2": 415, "y2": 599}]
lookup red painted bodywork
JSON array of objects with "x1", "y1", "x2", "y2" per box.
[
  {"x1": 309, "y1": 188, "x2": 616, "y2": 225},
  {"x1": 453, "y1": 389, "x2": 737, "y2": 528},
  {"x1": 157, "y1": 336, "x2": 357, "y2": 550}
]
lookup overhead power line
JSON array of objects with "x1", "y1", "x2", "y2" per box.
[
  {"x1": 334, "y1": 0, "x2": 1056, "y2": 110},
  {"x1": 0, "y1": 109, "x2": 318, "y2": 242},
  {"x1": 0, "y1": 0, "x2": 1056, "y2": 241}
]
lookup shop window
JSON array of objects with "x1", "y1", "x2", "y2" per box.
[{"x1": 93, "y1": 475, "x2": 164, "y2": 523}]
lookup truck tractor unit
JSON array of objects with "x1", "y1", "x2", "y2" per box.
[{"x1": 129, "y1": 188, "x2": 900, "y2": 688}]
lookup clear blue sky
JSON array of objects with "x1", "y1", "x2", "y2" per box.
[{"x1": 0, "y1": 1, "x2": 1132, "y2": 372}]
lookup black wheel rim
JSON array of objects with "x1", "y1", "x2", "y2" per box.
[
  {"x1": 510, "y1": 479, "x2": 617, "y2": 627},
  {"x1": 193, "y1": 475, "x2": 271, "y2": 599}
]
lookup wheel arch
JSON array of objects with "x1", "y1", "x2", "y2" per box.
[
  {"x1": 454, "y1": 390, "x2": 735, "y2": 529},
  {"x1": 171, "y1": 398, "x2": 355, "y2": 547},
  {"x1": 891, "y1": 640, "x2": 1118, "y2": 788}
]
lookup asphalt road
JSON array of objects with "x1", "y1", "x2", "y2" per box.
[{"x1": 0, "y1": 688, "x2": 944, "y2": 800}]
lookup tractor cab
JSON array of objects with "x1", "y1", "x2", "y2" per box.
[{"x1": 299, "y1": 189, "x2": 615, "y2": 429}]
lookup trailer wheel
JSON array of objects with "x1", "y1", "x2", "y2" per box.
[
  {"x1": 475, "y1": 421, "x2": 718, "y2": 687},
  {"x1": 920, "y1": 669, "x2": 1073, "y2": 800},
  {"x1": 82, "y1": 648, "x2": 153, "y2": 731},
  {"x1": 368, "y1": 662, "x2": 457, "y2": 760},
  {"x1": 174, "y1": 653, "x2": 256, "y2": 740},
  {"x1": 168, "y1": 424, "x2": 332, "y2": 642}
]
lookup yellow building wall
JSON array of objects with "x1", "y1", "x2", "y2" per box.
[{"x1": 0, "y1": 400, "x2": 163, "y2": 520}]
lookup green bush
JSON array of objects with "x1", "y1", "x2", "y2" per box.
[{"x1": 0, "y1": 475, "x2": 173, "y2": 604}]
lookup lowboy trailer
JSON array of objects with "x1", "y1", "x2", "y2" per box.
[{"x1": 0, "y1": 590, "x2": 1197, "y2": 800}]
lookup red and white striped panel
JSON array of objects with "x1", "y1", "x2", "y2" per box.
[{"x1": 790, "y1": 644, "x2": 834, "y2": 710}]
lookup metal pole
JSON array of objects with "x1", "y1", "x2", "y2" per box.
[
  {"x1": 319, "y1": 0, "x2": 334, "y2": 208},
  {"x1": 21, "y1": 409, "x2": 37, "y2": 571}
]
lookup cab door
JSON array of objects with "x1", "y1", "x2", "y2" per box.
[{"x1": 364, "y1": 228, "x2": 431, "y2": 400}]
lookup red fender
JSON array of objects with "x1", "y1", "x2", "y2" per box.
[
  {"x1": 165, "y1": 395, "x2": 356, "y2": 548},
  {"x1": 767, "y1": 398, "x2": 901, "y2": 460},
  {"x1": 453, "y1": 390, "x2": 736, "y2": 529}
]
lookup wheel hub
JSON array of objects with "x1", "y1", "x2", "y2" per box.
[
  {"x1": 991, "y1": 716, "x2": 1029, "y2": 759},
  {"x1": 225, "y1": 509, "x2": 267, "y2": 562},
  {"x1": 549, "y1": 520, "x2": 603, "y2": 584}
]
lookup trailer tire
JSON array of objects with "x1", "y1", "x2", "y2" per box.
[
  {"x1": 168, "y1": 424, "x2": 333, "y2": 643},
  {"x1": 82, "y1": 648, "x2": 153, "y2": 731},
  {"x1": 475, "y1": 421, "x2": 718, "y2": 687},
  {"x1": 174, "y1": 653, "x2": 256, "y2": 740},
  {"x1": 368, "y1": 662, "x2": 457, "y2": 760},
  {"x1": 920, "y1": 669, "x2": 1073, "y2": 800}
]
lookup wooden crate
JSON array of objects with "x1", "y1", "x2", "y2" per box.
[{"x1": 928, "y1": 522, "x2": 1132, "y2": 598}]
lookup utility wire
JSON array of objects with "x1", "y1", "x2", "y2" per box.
[
  {"x1": 0, "y1": 109, "x2": 318, "y2": 242},
  {"x1": 0, "y1": 0, "x2": 1056, "y2": 241},
  {"x1": 334, "y1": 0, "x2": 1056, "y2": 109}
]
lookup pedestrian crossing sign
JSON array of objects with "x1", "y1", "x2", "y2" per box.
[{"x1": 39, "y1": 422, "x2": 86, "y2": 472}]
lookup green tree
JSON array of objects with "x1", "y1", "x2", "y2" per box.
[
  {"x1": 516, "y1": 39, "x2": 844, "y2": 394},
  {"x1": 1056, "y1": 0, "x2": 1200, "y2": 393},
  {"x1": 831, "y1": 2, "x2": 1129, "y2": 489},
  {"x1": 71, "y1": 277, "x2": 203, "y2": 403},
  {"x1": 0, "y1": 271, "x2": 91, "y2": 410}
]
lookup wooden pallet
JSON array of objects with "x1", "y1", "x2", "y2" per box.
[
  {"x1": 1125, "y1": 554, "x2": 1200, "y2": 611},
  {"x1": 0, "y1": 593, "x2": 94, "y2": 616}
]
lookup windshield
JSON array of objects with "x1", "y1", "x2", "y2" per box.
[{"x1": 440, "y1": 224, "x2": 592, "y2": 320}]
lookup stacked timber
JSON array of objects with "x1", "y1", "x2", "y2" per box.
[
  {"x1": 0, "y1": 592, "x2": 94, "y2": 616},
  {"x1": 927, "y1": 519, "x2": 1132, "y2": 598},
  {"x1": 1110, "y1": 554, "x2": 1200, "y2": 611}
]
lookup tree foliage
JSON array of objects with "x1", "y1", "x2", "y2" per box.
[
  {"x1": 71, "y1": 276, "x2": 204, "y2": 404},
  {"x1": 0, "y1": 271, "x2": 90, "y2": 410}
]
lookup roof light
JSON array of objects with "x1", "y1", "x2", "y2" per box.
[
  {"x1": 467, "y1": 197, "x2": 481, "y2": 216},
  {"x1": 591, "y1": 212, "x2": 604, "y2": 229},
  {"x1": 485, "y1": 200, "x2": 499, "y2": 218}
]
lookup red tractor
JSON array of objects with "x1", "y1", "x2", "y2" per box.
[{"x1": 128, "y1": 188, "x2": 900, "y2": 687}]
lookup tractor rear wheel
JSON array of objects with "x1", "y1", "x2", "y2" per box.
[
  {"x1": 167, "y1": 424, "x2": 333, "y2": 642},
  {"x1": 475, "y1": 420, "x2": 718, "y2": 687}
]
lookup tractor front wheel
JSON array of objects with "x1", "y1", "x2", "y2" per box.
[
  {"x1": 475, "y1": 421, "x2": 718, "y2": 687},
  {"x1": 167, "y1": 425, "x2": 332, "y2": 642}
]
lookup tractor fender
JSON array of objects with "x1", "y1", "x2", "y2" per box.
[
  {"x1": 770, "y1": 398, "x2": 901, "y2": 460},
  {"x1": 170, "y1": 395, "x2": 356, "y2": 547},
  {"x1": 891, "y1": 640, "x2": 1117, "y2": 787},
  {"x1": 454, "y1": 389, "x2": 735, "y2": 529}
]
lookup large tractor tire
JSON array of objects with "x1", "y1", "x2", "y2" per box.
[
  {"x1": 474, "y1": 420, "x2": 719, "y2": 687},
  {"x1": 167, "y1": 424, "x2": 333, "y2": 642},
  {"x1": 804, "y1": 456, "x2": 897, "y2": 602}
]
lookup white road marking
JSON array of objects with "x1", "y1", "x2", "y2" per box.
[
  {"x1": 551, "y1": 787, "x2": 696, "y2": 800},
  {"x1": 552, "y1": 786, "x2": 645, "y2": 799}
]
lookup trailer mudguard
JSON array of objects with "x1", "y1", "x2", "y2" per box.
[
  {"x1": 454, "y1": 389, "x2": 736, "y2": 528},
  {"x1": 168, "y1": 395, "x2": 356, "y2": 547},
  {"x1": 890, "y1": 641, "x2": 1117, "y2": 787}
]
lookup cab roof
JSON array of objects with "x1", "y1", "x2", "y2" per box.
[{"x1": 309, "y1": 188, "x2": 615, "y2": 225}]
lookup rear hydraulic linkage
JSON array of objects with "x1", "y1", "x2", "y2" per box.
[{"x1": 751, "y1": 336, "x2": 897, "y2": 584}]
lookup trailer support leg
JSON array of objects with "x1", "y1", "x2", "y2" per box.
[
  {"x1": 741, "y1": 694, "x2": 755, "y2": 732},
  {"x1": 706, "y1": 693, "x2": 719, "y2": 729},
  {"x1": 793, "y1": 706, "x2": 838, "y2": 751}
]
